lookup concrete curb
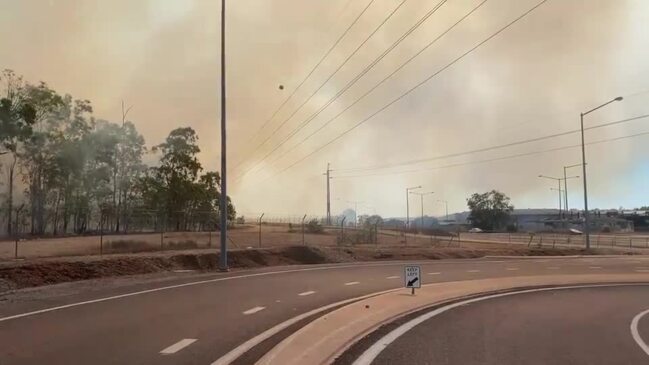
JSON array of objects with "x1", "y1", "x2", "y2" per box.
[{"x1": 257, "y1": 274, "x2": 649, "y2": 365}]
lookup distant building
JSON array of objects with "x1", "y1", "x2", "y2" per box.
[{"x1": 511, "y1": 208, "x2": 633, "y2": 233}]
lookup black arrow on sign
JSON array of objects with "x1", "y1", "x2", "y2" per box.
[{"x1": 407, "y1": 277, "x2": 419, "y2": 287}]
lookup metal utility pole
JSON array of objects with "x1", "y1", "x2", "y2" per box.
[
  {"x1": 324, "y1": 163, "x2": 332, "y2": 225},
  {"x1": 563, "y1": 163, "x2": 581, "y2": 216},
  {"x1": 405, "y1": 186, "x2": 421, "y2": 229},
  {"x1": 538, "y1": 175, "x2": 564, "y2": 217},
  {"x1": 437, "y1": 200, "x2": 449, "y2": 221},
  {"x1": 410, "y1": 192, "x2": 434, "y2": 229},
  {"x1": 218, "y1": 0, "x2": 228, "y2": 271},
  {"x1": 550, "y1": 188, "x2": 564, "y2": 214},
  {"x1": 580, "y1": 96, "x2": 623, "y2": 249}
]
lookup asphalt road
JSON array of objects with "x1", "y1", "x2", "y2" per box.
[
  {"x1": 368, "y1": 285, "x2": 649, "y2": 365},
  {"x1": 2, "y1": 256, "x2": 649, "y2": 364}
]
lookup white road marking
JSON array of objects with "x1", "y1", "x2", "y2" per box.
[
  {"x1": 506, "y1": 268, "x2": 519, "y2": 271},
  {"x1": 0, "y1": 257, "x2": 600, "y2": 324},
  {"x1": 160, "y1": 338, "x2": 197, "y2": 354},
  {"x1": 210, "y1": 287, "x2": 403, "y2": 365},
  {"x1": 172, "y1": 270, "x2": 195, "y2": 273},
  {"x1": 298, "y1": 291, "x2": 316, "y2": 296},
  {"x1": 386, "y1": 276, "x2": 399, "y2": 279},
  {"x1": 589, "y1": 266, "x2": 602, "y2": 269},
  {"x1": 546, "y1": 267, "x2": 560, "y2": 270},
  {"x1": 636, "y1": 270, "x2": 649, "y2": 273},
  {"x1": 352, "y1": 284, "x2": 649, "y2": 365},
  {"x1": 428, "y1": 272, "x2": 441, "y2": 275},
  {"x1": 243, "y1": 306, "x2": 266, "y2": 315},
  {"x1": 345, "y1": 281, "x2": 360, "y2": 286},
  {"x1": 467, "y1": 270, "x2": 480, "y2": 273},
  {"x1": 0, "y1": 260, "x2": 477, "y2": 323},
  {"x1": 631, "y1": 308, "x2": 649, "y2": 357}
]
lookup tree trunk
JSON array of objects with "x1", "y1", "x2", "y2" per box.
[
  {"x1": 53, "y1": 191, "x2": 61, "y2": 235},
  {"x1": 6, "y1": 154, "x2": 16, "y2": 236},
  {"x1": 113, "y1": 169, "x2": 119, "y2": 232}
]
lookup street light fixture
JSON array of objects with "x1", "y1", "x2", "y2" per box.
[
  {"x1": 538, "y1": 175, "x2": 565, "y2": 217},
  {"x1": 563, "y1": 163, "x2": 582, "y2": 216},
  {"x1": 218, "y1": 0, "x2": 228, "y2": 271},
  {"x1": 581, "y1": 96, "x2": 623, "y2": 249},
  {"x1": 410, "y1": 191, "x2": 434, "y2": 229},
  {"x1": 437, "y1": 200, "x2": 449, "y2": 222},
  {"x1": 405, "y1": 185, "x2": 421, "y2": 229}
]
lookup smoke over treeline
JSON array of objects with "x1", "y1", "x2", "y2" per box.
[{"x1": 0, "y1": 70, "x2": 234, "y2": 237}]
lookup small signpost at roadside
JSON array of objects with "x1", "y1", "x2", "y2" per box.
[{"x1": 404, "y1": 265, "x2": 421, "y2": 295}]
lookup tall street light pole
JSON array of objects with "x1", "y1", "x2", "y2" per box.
[
  {"x1": 563, "y1": 163, "x2": 581, "y2": 216},
  {"x1": 581, "y1": 96, "x2": 623, "y2": 249},
  {"x1": 218, "y1": 0, "x2": 228, "y2": 271},
  {"x1": 538, "y1": 175, "x2": 564, "y2": 217},
  {"x1": 550, "y1": 187, "x2": 564, "y2": 214},
  {"x1": 437, "y1": 200, "x2": 449, "y2": 221},
  {"x1": 410, "y1": 191, "x2": 434, "y2": 229},
  {"x1": 406, "y1": 186, "x2": 421, "y2": 229}
]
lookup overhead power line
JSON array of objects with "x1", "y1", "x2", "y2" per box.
[
  {"x1": 232, "y1": 0, "x2": 375, "y2": 169},
  {"x1": 333, "y1": 114, "x2": 649, "y2": 173},
  {"x1": 261, "y1": 0, "x2": 488, "y2": 172},
  {"x1": 263, "y1": 0, "x2": 549, "y2": 181},
  {"x1": 235, "y1": 0, "x2": 452, "y2": 181},
  {"x1": 234, "y1": 0, "x2": 405, "y2": 174},
  {"x1": 332, "y1": 130, "x2": 649, "y2": 179}
]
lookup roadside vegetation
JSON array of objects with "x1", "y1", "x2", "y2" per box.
[{"x1": 0, "y1": 70, "x2": 235, "y2": 238}]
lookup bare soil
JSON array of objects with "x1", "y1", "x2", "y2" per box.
[{"x1": 0, "y1": 243, "x2": 629, "y2": 293}]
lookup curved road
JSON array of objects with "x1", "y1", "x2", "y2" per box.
[
  {"x1": 350, "y1": 285, "x2": 649, "y2": 365},
  {"x1": 2, "y1": 256, "x2": 649, "y2": 364}
]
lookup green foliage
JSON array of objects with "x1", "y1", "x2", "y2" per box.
[
  {"x1": 362, "y1": 215, "x2": 383, "y2": 227},
  {"x1": 306, "y1": 219, "x2": 323, "y2": 233},
  {"x1": 467, "y1": 190, "x2": 514, "y2": 231},
  {"x1": 137, "y1": 127, "x2": 235, "y2": 231},
  {"x1": 0, "y1": 71, "x2": 236, "y2": 236}
]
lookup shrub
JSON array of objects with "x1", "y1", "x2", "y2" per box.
[{"x1": 306, "y1": 219, "x2": 324, "y2": 234}]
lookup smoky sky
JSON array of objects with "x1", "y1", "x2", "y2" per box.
[{"x1": 1, "y1": 0, "x2": 648, "y2": 218}]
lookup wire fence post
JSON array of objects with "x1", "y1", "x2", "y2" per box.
[
  {"x1": 404, "y1": 222, "x2": 407, "y2": 247},
  {"x1": 340, "y1": 216, "x2": 347, "y2": 245},
  {"x1": 301, "y1": 214, "x2": 307, "y2": 245},
  {"x1": 160, "y1": 217, "x2": 165, "y2": 251},
  {"x1": 374, "y1": 223, "x2": 379, "y2": 245},
  {"x1": 100, "y1": 213, "x2": 104, "y2": 256},
  {"x1": 14, "y1": 236, "x2": 18, "y2": 259},
  {"x1": 258, "y1": 213, "x2": 265, "y2": 248}
]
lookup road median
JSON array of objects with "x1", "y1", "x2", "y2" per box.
[{"x1": 258, "y1": 274, "x2": 649, "y2": 365}]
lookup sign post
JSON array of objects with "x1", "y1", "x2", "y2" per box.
[{"x1": 404, "y1": 265, "x2": 421, "y2": 295}]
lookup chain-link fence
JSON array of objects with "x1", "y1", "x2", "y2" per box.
[{"x1": 3, "y1": 213, "x2": 649, "y2": 261}]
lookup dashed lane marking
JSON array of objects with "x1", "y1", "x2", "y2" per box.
[{"x1": 243, "y1": 306, "x2": 266, "y2": 315}]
